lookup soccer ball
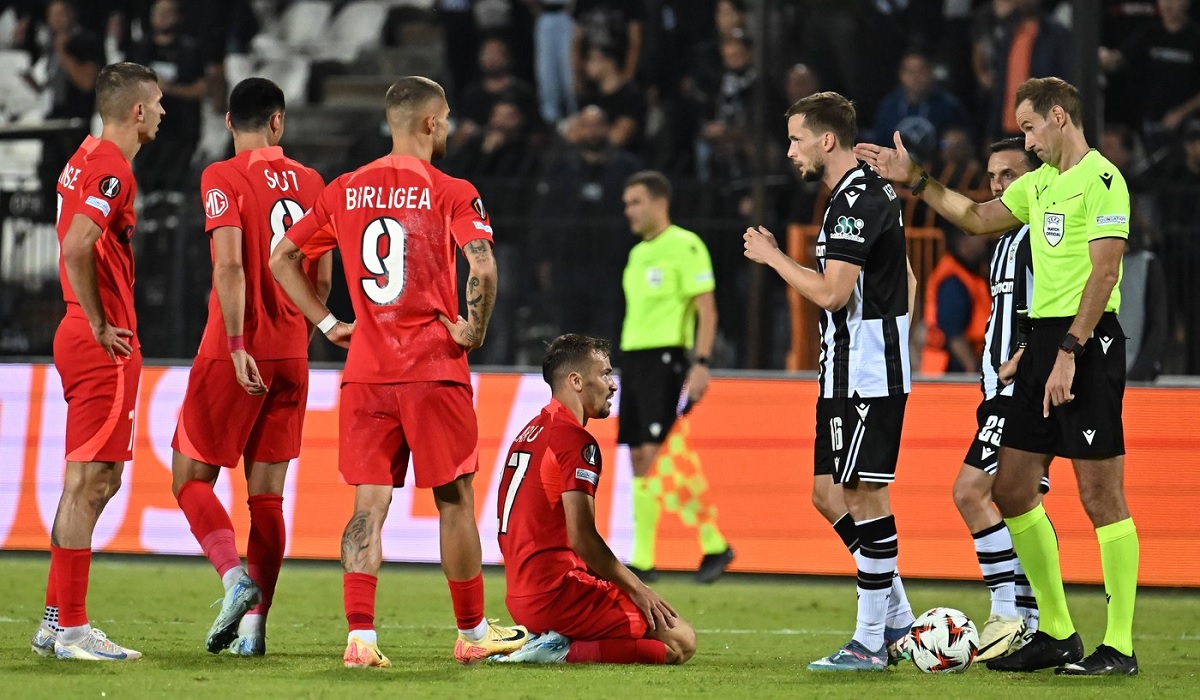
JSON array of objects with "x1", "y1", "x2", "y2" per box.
[{"x1": 906, "y1": 607, "x2": 979, "y2": 673}]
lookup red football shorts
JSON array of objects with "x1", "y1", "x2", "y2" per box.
[
  {"x1": 506, "y1": 569, "x2": 648, "y2": 640},
  {"x1": 54, "y1": 317, "x2": 142, "y2": 463},
  {"x1": 338, "y1": 381, "x2": 479, "y2": 488},
  {"x1": 173, "y1": 357, "x2": 309, "y2": 467}
]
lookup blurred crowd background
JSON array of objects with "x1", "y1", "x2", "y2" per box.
[{"x1": 0, "y1": 0, "x2": 1197, "y2": 377}]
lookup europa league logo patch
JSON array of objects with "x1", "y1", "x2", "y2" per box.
[
  {"x1": 471, "y1": 197, "x2": 487, "y2": 220},
  {"x1": 99, "y1": 176, "x2": 121, "y2": 199}
]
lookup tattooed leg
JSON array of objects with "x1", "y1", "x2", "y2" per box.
[{"x1": 341, "y1": 485, "x2": 392, "y2": 575}]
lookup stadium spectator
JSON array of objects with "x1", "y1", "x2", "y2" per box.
[
  {"x1": 1120, "y1": 231, "x2": 1169, "y2": 381},
  {"x1": 984, "y1": 0, "x2": 1072, "y2": 141},
  {"x1": 533, "y1": 0, "x2": 577, "y2": 123},
  {"x1": 868, "y1": 51, "x2": 968, "y2": 149},
  {"x1": 745, "y1": 92, "x2": 917, "y2": 671},
  {"x1": 617, "y1": 170, "x2": 733, "y2": 584},
  {"x1": 29, "y1": 0, "x2": 105, "y2": 197},
  {"x1": 858, "y1": 77, "x2": 1141, "y2": 675},
  {"x1": 125, "y1": 0, "x2": 207, "y2": 193},
  {"x1": 453, "y1": 35, "x2": 541, "y2": 147},
  {"x1": 33, "y1": 62, "x2": 163, "y2": 662},
  {"x1": 578, "y1": 42, "x2": 646, "y2": 151},
  {"x1": 445, "y1": 98, "x2": 540, "y2": 180},
  {"x1": 573, "y1": 0, "x2": 643, "y2": 85},
  {"x1": 269, "y1": 76, "x2": 528, "y2": 669},
  {"x1": 691, "y1": 0, "x2": 746, "y2": 86},
  {"x1": 695, "y1": 31, "x2": 762, "y2": 181},
  {"x1": 920, "y1": 228, "x2": 991, "y2": 375},
  {"x1": 493, "y1": 333, "x2": 697, "y2": 665},
  {"x1": 169, "y1": 77, "x2": 329, "y2": 658},
  {"x1": 971, "y1": 0, "x2": 1017, "y2": 96},
  {"x1": 1099, "y1": 0, "x2": 1200, "y2": 150},
  {"x1": 534, "y1": 105, "x2": 643, "y2": 345}
]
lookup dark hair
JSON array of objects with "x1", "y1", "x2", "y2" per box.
[
  {"x1": 989, "y1": 136, "x2": 1040, "y2": 171},
  {"x1": 1015, "y1": 76, "x2": 1083, "y2": 128},
  {"x1": 624, "y1": 170, "x2": 672, "y2": 201},
  {"x1": 228, "y1": 77, "x2": 285, "y2": 132},
  {"x1": 785, "y1": 91, "x2": 857, "y2": 148},
  {"x1": 542, "y1": 334, "x2": 612, "y2": 387},
  {"x1": 385, "y1": 76, "x2": 446, "y2": 114},
  {"x1": 95, "y1": 62, "x2": 158, "y2": 121}
]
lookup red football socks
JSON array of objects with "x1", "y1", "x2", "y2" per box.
[
  {"x1": 176, "y1": 479, "x2": 241, "y2": 578},
  {"x1": 247, "y1": 494, "x2": 285, "y2": 616},
  {"x1": 446, "y1": 573, "x2": 485, "y2": 631},
  {"x1": 344, "y1": 573, "x2": 378, "y2": 631},
  {"x1": 51, "y1": 545, "x2": 91, "y2": 628},
  {"x1": 566, "y1": 639, "x2": 667, "y2": 664}
]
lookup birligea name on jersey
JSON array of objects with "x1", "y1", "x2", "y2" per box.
[{"x1": 345, "y1": 185, "x2": 432, "y2": 211}]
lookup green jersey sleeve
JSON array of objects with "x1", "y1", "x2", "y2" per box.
[
  {"x1": 678, "y1": 233, "x2": 716, "y2": 297},
  {"x1": 1000, "y1": 168, "x2": 1035, "y2": 224},
  {"x1": 1084, "y1": 167, "x2": 1130, "y2": 242}
]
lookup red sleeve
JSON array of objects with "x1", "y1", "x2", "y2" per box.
[
  {"x1": 77, "y1": 160, "x2": 132, "y2": 232},
  {"x1": 444, "y1": 177, "x2": 494, "y2": 249},
  {"x1": 287, "y1": 179, "x2": 338, "y2": 258},
  {"x1": 200, "y1": 164, "x2": 242, "y2": 234},
  {"x1": 553, "y1": 427, "x2": 602, "y2": 497}
]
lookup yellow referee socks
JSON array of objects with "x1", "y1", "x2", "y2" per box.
[
  {"x1": 1005, "y1": 504, "x2": 1076, "y2": 641},
  {"x1": 1097, "y1": 518, "x2": 1139, "y2": 656}
]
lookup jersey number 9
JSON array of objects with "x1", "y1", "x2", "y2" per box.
[{"x1": 361, "y1": 217, "x2": 407, "y2": 305}]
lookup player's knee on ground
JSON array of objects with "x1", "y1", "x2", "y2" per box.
[{"x1": 662, "y1": 619, "x2": 697, "y2": 664}]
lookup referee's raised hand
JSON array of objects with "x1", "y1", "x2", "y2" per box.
[{"x1": 853, "y1": 131, "x2": 922, "y2": 186}]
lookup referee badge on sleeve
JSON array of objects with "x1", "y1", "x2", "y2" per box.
[{"x1": 1043, "y1": 212, "x2": 1064, "y2": 247}]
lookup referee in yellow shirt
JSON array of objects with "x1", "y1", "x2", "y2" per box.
[{"x1": 618, "y1": 171, "x2": 734, "y2": 584}]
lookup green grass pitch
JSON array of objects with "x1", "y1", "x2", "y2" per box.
[{"x1": 1, "y1": 553, "x2": 1197, "y2": 699}]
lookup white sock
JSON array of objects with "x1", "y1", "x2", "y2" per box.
[
  {"x1": 42, "y1": 605, "x2": 60, "y2": 632},
  {"x1": 59, "y1": 623, "x2": 91, "y2": 645},
  {"x1": 349, "y1": 629, "x2": 377, "y2": 645},
  {"x1": 460, "y1": 618, "x2": 489, "y2": 642},
  {"x1": 222, "y1": 565, "x2": 245, "y2": 592},
  {"x1": 239, "y1": 613, "x2": 264, "y2": 636},
  {"x1": 1014, "y1": 564, "x2": 1039, "y2": 632},
  {"x1": 973, "y1": 523, "x2": 1019, "y2": 619},
  {"x1": 852, "y1": 516, "x2": 899, "y2": 652},
  {"x1": 886, "y1": 572, "x2": 915, "y2": 630}
]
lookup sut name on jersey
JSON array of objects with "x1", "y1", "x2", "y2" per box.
[{"x1": 345, "y1": 185, "x2": 431, "y2": 211}]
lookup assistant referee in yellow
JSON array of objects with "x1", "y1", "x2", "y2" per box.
[{"x1": 618, "y1": 170, "x2": 733, "y2": 584}]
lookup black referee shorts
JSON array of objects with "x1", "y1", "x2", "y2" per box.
[
  {"x1": 617, "y1": 347, "x2": 688, "y2": 446},
  {"x1": 1001, "y1": 313, "x2": 1126, "y2": 459}
]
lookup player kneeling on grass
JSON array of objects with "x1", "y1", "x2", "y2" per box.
[{"x1": 492, "y1": 334, "x2": 696, "y2": 665}]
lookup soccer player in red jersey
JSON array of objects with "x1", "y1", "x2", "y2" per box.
[
  {"x1": 31, "y1": 62, "x2": 163, "y2": 662},
  {"x1": 170, "y1": 77, "x2": 330, "y2": 657},
  {"x1": 493, "y1": 334, "x2": 696, "y2": 665},
  {"x1": 269, "y1": 76, "x2": 527, "y2": 668}
]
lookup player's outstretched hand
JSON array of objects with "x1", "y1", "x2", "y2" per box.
[
  {"x1": 743, "y1": 226, "x2": 780, "y2": 264},
  {"x1": 325, "y1": 321, "x2": 354, "y2": 349},
  {"x1": 629, "y1": 584, "x2": 678, "y2": 632},
  {"x1": 1043, "y1": 351, "x2": 1076, "y2": 417},
  {"x1": 439, "y1": 313, "x2": 484, "y2": 350},
  {"x1": 231, "y1": 350, "x2": 267, "y2": 395},
  {"x1": 92, "y1": 322, "x2": 133, "y2": 362},
  {"x1": 853, "y1": 131, "x2": 921, "y2": 185},
  {"x1": 999, "y1": 348, "x2": 1024, "y2": 386}
]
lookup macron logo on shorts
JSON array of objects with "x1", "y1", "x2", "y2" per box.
[
  {"x1": 85, "y1": 196, "x2": 111, "y2": 217},
  {"x1": 575, "y1": 468, "x2": 599, "y2": 486}
]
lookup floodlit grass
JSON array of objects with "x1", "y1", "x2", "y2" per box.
[{"x1": 1, "y1": 553, "x2": 1197, "y2": 699}]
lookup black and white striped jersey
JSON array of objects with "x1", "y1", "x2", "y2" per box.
[
  {"x1": 815, "y1": 164, "x2": 911, "y2": 399},
  {"x1": 981, "y1": 225, "x2": 1033, "y2": 399}
]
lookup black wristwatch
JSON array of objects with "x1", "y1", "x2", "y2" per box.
[
  {"x1": 1059, "y1": 333, "x2": 1085, "y2": 357},
  {"x1": 694, "y1": 356, "x2": 710, "y2": 366},
  {"x1": 910, "y1": 170, "x2": 930, "y2": 195}
]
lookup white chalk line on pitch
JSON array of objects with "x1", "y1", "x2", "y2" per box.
[{"x1": 1, "y1": 617, "x2": 1198, "y2": 642}]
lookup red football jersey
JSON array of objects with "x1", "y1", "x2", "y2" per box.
[
  {"x1": 56, "y1": 135, "x2": 138, "y2": 337},
  {"x1": 497, "y1": 400, "x2": 603, "y2": 597},
  {"x1": 196, "y1": 146, "x2": 324, "y2": 360},
  {"x1": 286, "y1": 155, "x2": 494, "y2": 385}
]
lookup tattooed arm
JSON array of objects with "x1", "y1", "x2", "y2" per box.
[{"x1": 439, "y1": 237, "x2": 498, "y2": 350}]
